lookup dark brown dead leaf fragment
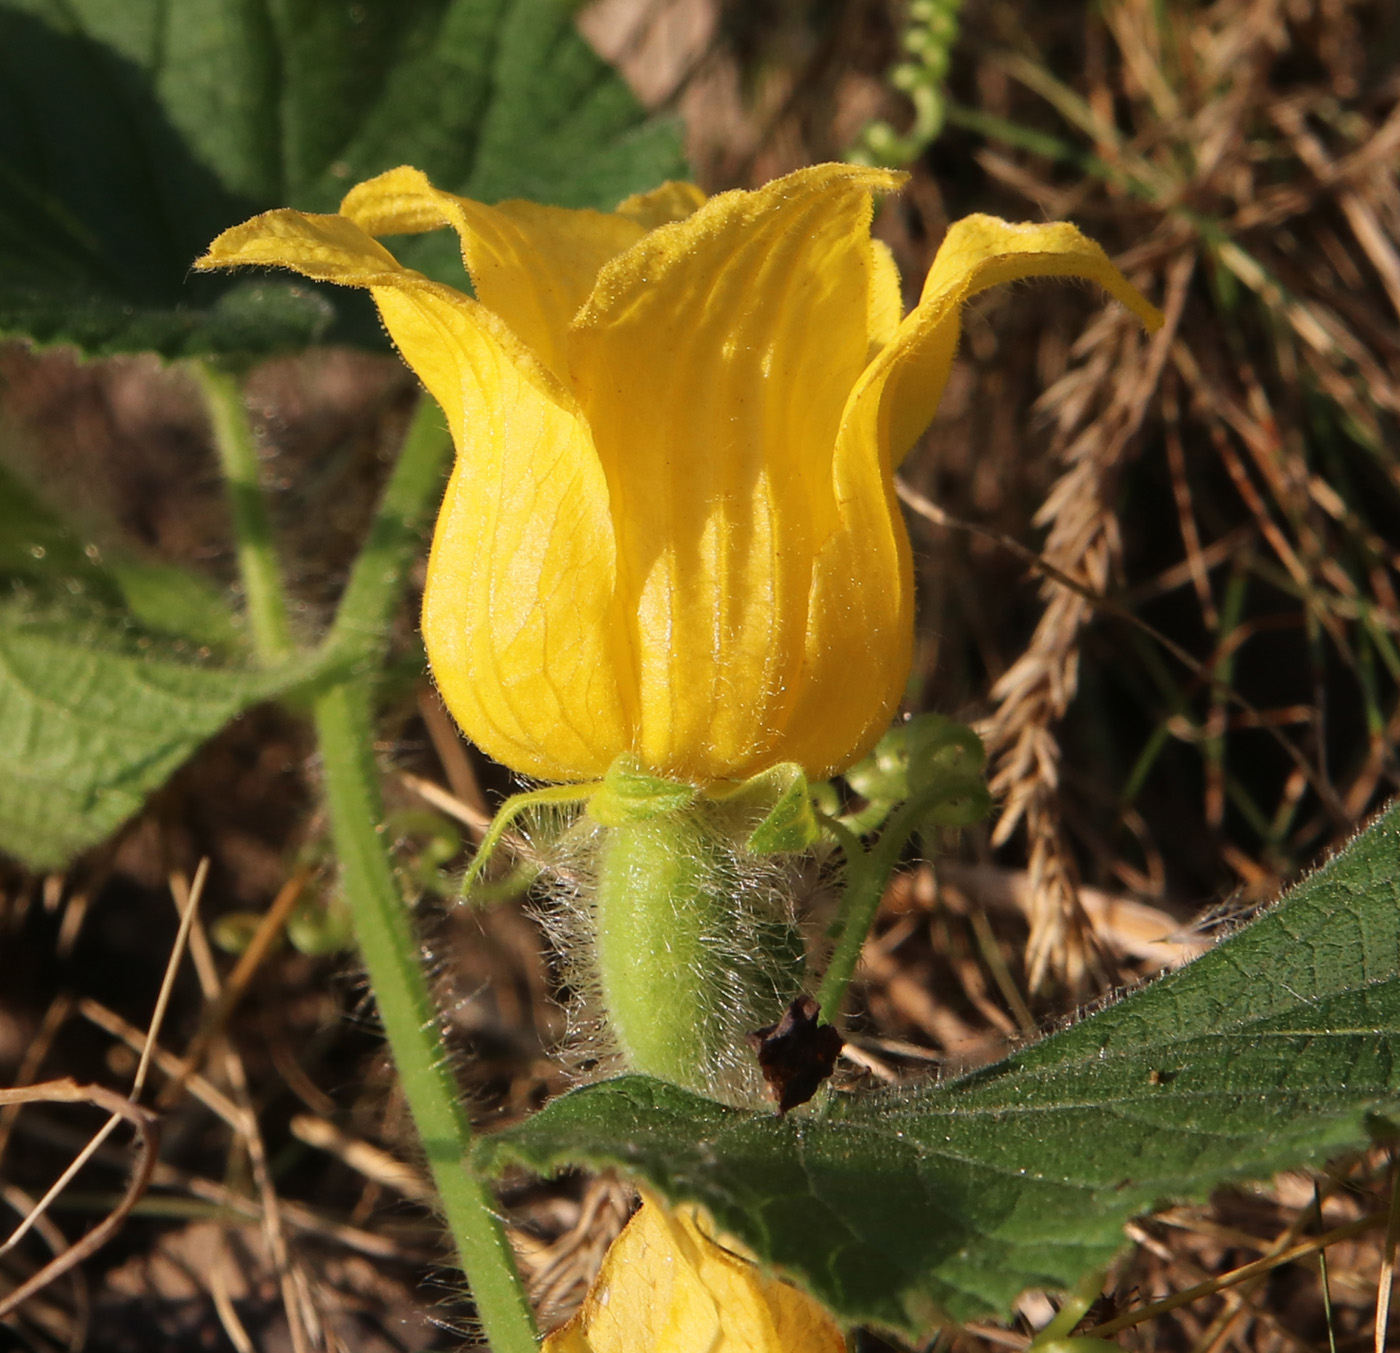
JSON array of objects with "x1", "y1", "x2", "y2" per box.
[{"x1": 746, "y1": 995, "x2": 843, "y2": 1115}]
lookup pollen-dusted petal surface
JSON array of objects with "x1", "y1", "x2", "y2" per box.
[
  {"x1": 615, "y1": 180, "x2": 708, "y2": 229},
  {"x1": 199, "y1": 202, "x2": 629, "y2": 780},
  {"x1": 567, "y1": 163, "x2": 906, "y2": 781},
  {"x1": 342, "y1": 166, "x2": 645, "y2": 382},
  {"x1": 867, "y1": 214, "x2": 1166, "y2": 468},
  {"x1": 542, "y1": 1198, "x2": 844, "y2": 1353}
]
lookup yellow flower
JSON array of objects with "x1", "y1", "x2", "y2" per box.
[
  {"x1": 542, "y1": 1195, "x2": 845, "y2": 1353},
  {"x1": 198, "y1": 166, "x2": 1160, "y2": 787}
]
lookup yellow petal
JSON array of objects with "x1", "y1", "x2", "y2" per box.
[
  {"x1": 543, "y1": 1198, "x2": 844, "y2": 1353},
  {"x1": 776, "y1": 216, "x2": 1165, "y2": 775},
  {"x1": 864, "y1": 214, "x2": 1165, "y2": 468},
  {"x1": 766, "y1": 241, "x2": 910, "y2": 779},
  {"x1": 199, "y1": 204, "x2": 631, "y2": 780},
  {"x1": 567, "y1": 162, "x2": 907, "y2": 782},
  {"x1": 341, "y1": 166, "x2": 646, "y2": 382},
  {"x1": 867, "y1": 237, "x2": 904, "y2": 360},
  {"x1": 197, "y1": 207, "x2": 406, "y2": 284},
  {"x1": 409, "y1": 295, "x2": 631, "y2": 781},
  {"x1": 198, "y1": 208, "x2": 476, "y2": 440},
  {"x1": 615, "y1": 180, "x2": 708, "y2": 229},
  {"x1": 199, "y1": 176, "x2": 1162, "y2": 790},
  {"x1": 772, "y1": 481, "x2": 913, "y2": 780}
]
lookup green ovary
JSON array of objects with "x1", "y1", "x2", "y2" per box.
[{"x1": 591, "y1": 808, "x2": 804, "y2": 1098}]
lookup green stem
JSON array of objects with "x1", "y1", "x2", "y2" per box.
[
  {"x1": 1027, "y1": 1268, "x2": 1108, "y2": 1347},
  {"x1": 817, "y1": 773, "x2": 986, "y2": 1018},
  {"x1": 814, "y1": 846, "x2": 888, "y2": 1020},
  {"x1": 326, "y1": 395, "x2": 454, "y2": 664},
  {"x1": 194, "y1": 360, "x2": 294, "y2": 663},
  {"x1": 200, "y1": 371, "x2": 534, "y2": 1350},
  {"x1": 314, "y1": 682, "x2": 538, "y2": 1353}
]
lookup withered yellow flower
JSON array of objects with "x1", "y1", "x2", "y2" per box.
[
  {"x1": 199, "y1": 166, "x2": 1159, "y2": 786},
  {"x1": 542, "y1": 1195, "x2": 845, "y2": 1353}
]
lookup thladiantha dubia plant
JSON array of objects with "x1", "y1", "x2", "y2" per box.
[{"x1": 200, "y1": 163, "x2": 1160, "y2": 1106}]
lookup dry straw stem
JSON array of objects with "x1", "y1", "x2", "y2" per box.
[
  {"x1": 156, "y1": 862, "x2": 312, "y2": 1109},
  {"x1": 0, "y1": 1080, "x2": 159, "y2": 1321},
  {"x1": 0, "y1": 860, "x2": 202, "y2": 1326},
  {"x1": 1081, "y1": 1208, "x2": 1387, "y2": 1343},
  {"x1": 24, "y1": 861, "x2": 362, "y2": 1349},
  {"x1": 1378, "y1": 1157, "x2": 1400, "y2": 1353},
  {"x1": 510, "y1": 1176, "x2": 634, "y2": 1330},
  {"x1": 168, "y1": 866, "x2": 318, "y2": 1353},
  {"x1": 0, "y1": 1181, "x2": 90, "y2": 1351}
]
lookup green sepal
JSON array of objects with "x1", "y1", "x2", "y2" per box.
[
  {"x1": 587, "y1": 756, "x2": 698, "y2": 827},
  {"x1": 462, "y1": 781, "x2": 595, "y2": 896},
  {"x1": 728, "y1": 763, "x2": 823, "y2": 854}
]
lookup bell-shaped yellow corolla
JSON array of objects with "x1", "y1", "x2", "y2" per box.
[
  {"x1": 198, "y1": 166, "x2": 1160, "y2": 786},
  {"x1": 542, "y1": 1195, "x2": 845, "y2": 1353}
]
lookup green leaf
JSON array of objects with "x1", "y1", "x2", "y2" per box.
[
  {"x1": 106, "y1": 556, "x2": 246, "y2": 654},
  {"x1": 0, "y1": 459, "x2": 288, "y2": 866},
  {"x1": 479, "y1": 801, "x2": 1400, "y2": 1332},
  {"x1": 0, "y1": 462, "x2": 124, "y2": 606},
  {"x1": 0, "y1": 0, "x2": 685, "y2": 357},
  {"x1": 0, "y1": 609, "x2": 312, "y2": 869},
  {"x1": 0, "y1": 460, "x2": 245, "y2": 654}
]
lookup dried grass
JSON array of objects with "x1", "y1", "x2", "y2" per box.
[
  {"x1": 979, "y1": 254, "x2": 1193, "y2": 991},
  {"x1": 931, "y1": 0, "x2": 1400, "y2": 991}
]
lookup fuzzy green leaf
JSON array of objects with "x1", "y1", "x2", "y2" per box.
[
  {"x1": 0, "y1": 610, "x2": 312, "y2": 868},
  {"x1": 0, "y1": 0, "x2": 685, "y2": 357},
  {"x1": 0, "y1": 468, "x2": 312, "y2": 867},
  {"x1": 0, "y1": 461, "x2": 246, "y2": 653},
  {"x1": 479, "y1": 801, "x2": 1400, "y2": 1332}
]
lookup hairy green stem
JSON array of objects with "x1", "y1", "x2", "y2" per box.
[
  {"x1": 194, "y1": 360, "x2": 294, "y2": 663},
  {"x1": 593, "y1": 806, "x2": 807, "y2": 1094},
  {"x1": 314, "y1": 683, "x2": 538, "y2": 1353},
  {"x1": 814, "y1": 850, "x2": 884, "y2": 1021}
]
